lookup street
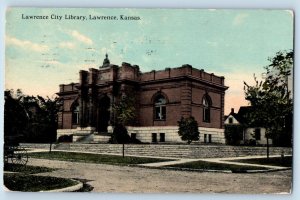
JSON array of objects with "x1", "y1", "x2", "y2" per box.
[{"x1": 27, "y1": 158, "x2": 292, "y2": 194}]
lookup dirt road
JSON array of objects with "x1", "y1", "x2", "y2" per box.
[{"x1": 26, "y1": 158, "x2": 292, "y2": 194}]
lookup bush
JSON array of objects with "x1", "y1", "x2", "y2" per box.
[
  {"x1": 130, "y1": 137, "x2": 142, "y2": 144},
  {"x1": 224, "y1": 125, "x2": 243, "y2": 145},
  {"x1": 110, "y1": 124, "x2": 131, "y2": 144},
  {"x1": 245, "y1": 139, "x2": 257, "y2": 146},
  {"x1": 178, "y1": 116, "x2": 200, "y2": 144},
  {"x1": 57, "y1": 135, "x2": 73, "y2": 143}
]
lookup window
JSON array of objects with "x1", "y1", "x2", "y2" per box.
[
  {"x1": 208, "y1": 134, "x2": 212, "y2": 143},
  {"x1": 203, "y1": 97, "x2": 210, "y2": 122},
  {"x1": 255, "y1": 128, "x2": 261, "y2": 140},
  {"x1": 204, "y1": 134, "x2": 212, "y2": 143},
  {"x1": 154, "y1": 94, "x2": 166, "y2": 120},
  {"x1": 72, "y1": 104, "x2": 79, "y2": 124},
  {"x1": 152, "y1": 133, "x2": 157, "y2": 143},
  {"x1": 131, "y1": 133, "x2": 137, "y2": 140},
  {"x1": 160, "y1": 133, "x2": 165, "y2": 142},
  {"x1": 228, "y1": 117, "x2": 233, "y2": 124}
]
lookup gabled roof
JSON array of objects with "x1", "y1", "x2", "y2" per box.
[
  {"x1": 225, "y1": 106, "x2": 265, "y2": 127},
  {"x1": 225, "y1": 108, "x2": 241, "y2": 123},
  {"x1": 225, "y1": 106, "x2": 253, "y2": 124},
  {"x1": 236, "y1": 106, "x2": 254, "y2": 124}
]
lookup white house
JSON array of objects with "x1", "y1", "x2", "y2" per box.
[{"x1": 224, "y1": 107, "x2": 272, "y2": 145}]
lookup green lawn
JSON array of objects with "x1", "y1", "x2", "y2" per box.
[
  {"x1": 4, "y1": 173, "x2": 78, "y2": 192},
  {"x1": 29, "y1": 151, "x2": 172, "y2": 165},
  {"x1": 164, "y1": 160, "x2": 268, "y2": 172},
  {"x1": 4, "y1": 163, "x2": 76, "y2": 192},
  {"x1": 229, "y1": 156, "x2": 292, "y2": 167},
  {"x1": 4, "y1": 163, "x2": 55, "y2": 174}
]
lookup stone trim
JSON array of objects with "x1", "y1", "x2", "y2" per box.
[
  {"x1": 126, "y1": 126, "x2": 225, "y2": 144},
  {"x1": 58, "y1": 126, "x2": 225, "y2": 144},
  {"x1": 20, "y1": 143, "x2": 292, "y2": 159}
]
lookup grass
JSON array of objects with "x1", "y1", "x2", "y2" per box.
[
  {"x1": 229, "y1": 156, "x2": 293, "y2": 167},
  {"x1": 4, "y1": 163, "x2": 55, "y2": 174},
  {"x1": 4, "y1": 163, "x2": 77, "y2": 192},
  {"x1": 29, "y1": 151, "x2": 172, "y2": 165},
  {"x1": 164, "y1": 160, "x2": 268, "y2": 172},
  {"x1": 4, "y1": 173, "x2": 78, "y2": 192}
]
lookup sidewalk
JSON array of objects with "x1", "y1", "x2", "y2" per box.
[
  {"x1": 26, "y1": 148, "x2": 291, "y2": 170},
  {"x1": 139, "y1": 155, "x2": 291, "y2": 170},
  {"x1": 199, "y1": 155, "x2": 292, "y2": 170},
  {"x1": 20, "y1": 157, "x2": 292, "y2": 193}
]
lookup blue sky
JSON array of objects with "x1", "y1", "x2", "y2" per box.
[{"x1": 5, "y1": 8, "x2": 294, "y2": 114}]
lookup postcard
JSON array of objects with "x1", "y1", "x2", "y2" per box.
[{"x1": 4, "y1": 8, "x2": 293, "y2": 193}]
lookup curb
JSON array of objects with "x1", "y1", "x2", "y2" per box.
[
  {"x1": 3, "y1": 175, "x2": 83, "y2": 192},
  {"x1": 138, "y1": 165, "x2": 291, "y2": 174},
  {"x1": 40, "y1": 179, "x2": 83, "y2": 192}
]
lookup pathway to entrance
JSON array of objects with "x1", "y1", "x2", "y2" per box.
[
  {"x1": 140, "y1": 154, "x2": 291, "y2": 170},
  {"x1": 24, "y1": 149, "x2": 292, "y2": 193}
]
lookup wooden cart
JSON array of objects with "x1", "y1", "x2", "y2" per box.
[{"x1": 4, "y1": 136, "x2": 28, "y2": 166}]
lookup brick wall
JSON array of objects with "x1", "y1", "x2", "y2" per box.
[{"x1": 57, "y1": 63, "x2": 228, "y2": 133}]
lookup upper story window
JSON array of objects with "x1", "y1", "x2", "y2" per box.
[
  {"x1": 72, "y1": 104, "x2": 80, "y2": 124},
  {"x1": 154, "y1": 94, "x2": 166, "y2": 120},
  {"x1": 203, "y1": 96, "x2": 211, "y2": 123},
  {"x1": 229, "y1": 117, "x2": 233, "y2": 124}
]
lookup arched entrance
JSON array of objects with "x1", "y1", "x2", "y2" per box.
[{"x1": 97, "y1": 95, "x2": 110, "y2": 132}]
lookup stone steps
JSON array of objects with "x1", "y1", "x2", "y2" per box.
[{"x1": 21, "y1": 143, "x2": 292, "y2": 159}]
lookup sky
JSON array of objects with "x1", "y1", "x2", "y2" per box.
[{"x1": 5, "y1": 8, "x2": 294, "y2": 114}]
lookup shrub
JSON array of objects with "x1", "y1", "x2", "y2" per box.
[
  {"x1": 224, "y1": 125, "x2": 243, "y2": 145},
  {"x1": 57, "y1": 134, "x2": 73, "y2": 143},
  {"x1": 178, "y1": 116, "x2": 200, "y2": 144},
  {"x1": 110, "y1": 124, "x2": 131, "y2": 144}
]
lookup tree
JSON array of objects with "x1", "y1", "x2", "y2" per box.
[
  {"x1": 177, "y1": 116, "x2": 200, "y2": 144},
  {"x1": 4, "y1": 90, "x2": 29, "y2": 144},
  {"x1": 4, "y1": 90, "x2": 61, "y2": 147},
  {"x1": 113, "y1": 95, "x2": 136, "y2": 126},
  {"x1": 110, "y1": 94, "x2": 136, "y2": 144},
  {"x1": 244, "y1": 50, "x2": 293, "y2": 148},
  {"x1": 35, "y1": 96, "x2": 61, "y2": 151},
  {"x1": 224, "y1": 124, "x2": 244, "y2": 145}
]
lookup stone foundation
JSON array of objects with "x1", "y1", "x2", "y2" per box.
[
  {"x1": 57, "y1": 127, "x2": 96, "y2": 142},
  {"x1": 57, "y1": 129, "x2": 77, "y2": 139},
  {"x1": 127, "y1": 126, "x2": 225, "y2": 144},
  {"x1": 57, "y1": 126, "x2": 225, "y2": 144},
  {"x1": 21, "y1": 143, "x2": 292, "y2": 159}
]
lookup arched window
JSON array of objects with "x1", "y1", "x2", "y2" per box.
[
  {"x1": 72, "y1": 104, "x2": 80, "y2": 124},
  {"x1": 154, "y1": 94, "x2": 166, "y2": 120},
  {"x1": 203, "y1": 96, "x2": 211, "y2": 123}
]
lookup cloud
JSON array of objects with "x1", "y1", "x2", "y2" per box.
[
  {"x1": 59, "y1": 41, "x2": 76, "y2": 49},
  {"x1": 71, "y1": 30, "x2": 93, "y2": 45},
  {"x1": 233, "y1": 13, "x2": 249, "y2": 26},
  {"x1": 6, "y1": 36, "x2": 49, "y2": 52}
]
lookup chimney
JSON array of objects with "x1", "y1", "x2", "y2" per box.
[{"x1": 231, "y1": 108, "x2": 234, "y2": 113}]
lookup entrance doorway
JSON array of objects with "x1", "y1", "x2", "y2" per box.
[{"x1": 97, "y1": 95, "x2": 110, "y2": 132}]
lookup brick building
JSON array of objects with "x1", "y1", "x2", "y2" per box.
[{"x1": 57, "y1": 54, "x2": 228, "y2": 143}]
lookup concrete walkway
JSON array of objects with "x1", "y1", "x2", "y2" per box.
[
  {"x1": 139, "y1": 155, "x2": 291, "y2": 170},
  {"x1": 22, "y1": 157, "x2": 292, "y2": 193},
  {"x1": 199, "y1": 155, "x2": 292, "y2": 170},
  {"x1": 12, "y1": 148, "x2": 292, "y2": 193},
  {"x1": 26, "y1": 148, "x2": 291, "y2": 170},
  {"x1": 140, "y1": 159, "x2": 195, "y2": 167}
]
